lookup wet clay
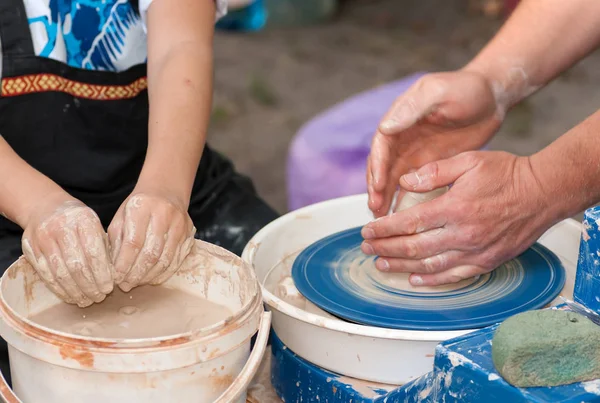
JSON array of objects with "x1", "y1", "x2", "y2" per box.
[
  {"x1": 394, "y1": 187, "x2": 448, "y2": 212},
  {"x1": 29, "y1": 285, "x2": 232, "y2": 339},
  {"x1": 347, "y1": 251, "x2": 484, "y2": 294}
]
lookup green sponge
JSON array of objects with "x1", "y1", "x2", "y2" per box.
[{"x1": 492, "y1": 309, "x2": 600, "y2": 387}]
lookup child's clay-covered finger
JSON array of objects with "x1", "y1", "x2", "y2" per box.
[
  {"x1": 22, "y1": 238, "x2": 73, "y2": 303},
  {"x1": 48, "y1": 239, "x2": 93, "y2": 307},
  {"x1": 140, "y1": 229, "x2": 179, "y2": 285},
  {"x1": 77, "y1": 217, "x2": 113, "y2": 295},
  {"x1": 149, "y1": 229, "x2": 194, "y2": 286},
  {"x1": 58, "y1": 228, "x2": 105, "y2": 304},
  {"x1": 120, "y1": 219, "x2": 167, "y2": 292},
  {"x1": 113, "y1": 203, "x2": 150, "y2": 284}
]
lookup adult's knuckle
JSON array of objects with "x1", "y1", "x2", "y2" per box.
[
  {"x1": 422, "y1": 76, "x2": 447, "y2": 98},
  {"x1": 424, "y1": 160, "x2": 440, "y2": 176},
  {"x1": 450, "y1": 201, "x2": 469, "y2": 218},
  {"x1": 420, "y1": 162, "x2": 440, "y2": 185},
  {"x1": 401, "y1": 212, "x2": 420, "y2": 234},
  {"x1": 461, "y1": 226, "x2": 479, "y2": 245},
  {"x1": 395, "y1": 91, "x2": 418, "y2": 115},
  {"x1": 422, "y1": 254, "x2": 445, "y2": 274},
  {"x1": 460, "y1": 151, "x2": 482, "y2": 168},
  {"x1": 370, "y1": 241, "x2": 389, "y2": 257},
  {"x1": 369, "y1": 241, "x2": 386, "y2": 256},
  {"x1": 421, "y1": 258, "x2": 436, "y2": 274},
  {"x1": 368, "y1": 220, "x2": 387, "y2": 238},
  {"x1": 401, "y1": 240, "x2": 418, "y2": 258},
  {"x1": 477, "y1": 251, "x2": 498, "y2": 270},
  {"x1": 447, "y1": 274, "x2": 467, "y2": 284},
  {"x1": 415, "y1": 75, "x2": 430, "y2": 91}
]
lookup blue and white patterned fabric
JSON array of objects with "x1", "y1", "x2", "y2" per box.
[
  {"x1": 16, "y1": 0, "x2": 227, "y2": 72},
  {"x1": 216, "y1": 0, "x2": 266, "y2": 32}
]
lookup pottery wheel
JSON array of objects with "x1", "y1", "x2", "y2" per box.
[{"x1": 291, "y1": 227, "x2": 566, "y2": 331}]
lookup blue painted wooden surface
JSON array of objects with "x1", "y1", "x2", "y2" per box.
[
  {"x1": 270, "y1": 332, "x2": 401, "y2": 402},
  {"x1": 415, "y1": 307, "x2": 600, "y2": 403},
  {"x1": 270, "y1": 306, "x2": 600, "y2": 403},
  {"x1": 575, "y1": 206, "x2": 600, "y2": 313}
]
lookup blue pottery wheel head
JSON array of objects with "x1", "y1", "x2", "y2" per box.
[{"x1": 291, "y1": 227, "x2": 566, "y2": 331}]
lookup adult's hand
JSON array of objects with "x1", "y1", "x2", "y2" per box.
[
  {"x1": 361, "y1": 151, "x2": 554, "y2": 286},
  {"x1": 21, "y1": 195, "x2": 113, "y2": 307},
  {"x1": 367, "y1": 70, "x2": 504, "y2": 217},
  {"x1": 108, "y1": 191, "x2": 196, "y2": 292}
]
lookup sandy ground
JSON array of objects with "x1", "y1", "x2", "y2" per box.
[{"x1": 209, "y1": 0, "x2": 600, "y2": 219}]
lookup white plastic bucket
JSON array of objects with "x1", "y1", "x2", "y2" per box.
[
  {"x1": 0, "y1": 240, "x2": 271, "y2": 403},
  {"x1": 242, "y1": 194, "x2": 579, "y2": 384}
]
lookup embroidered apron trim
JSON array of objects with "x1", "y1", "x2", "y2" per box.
[{"x1": 1, "y1": 73, "x2": 148, "y2": 99}]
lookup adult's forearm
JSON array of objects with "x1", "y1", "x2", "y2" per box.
[
  {"x1": 528, "y1": 110, "x2": 600, "y2": 224},
  {"x1": 464, "y1": 0, "x2": 600, "y2": 113},
  {"x1": 0, "y1": 137, "x2": 73, "y2": 228}
]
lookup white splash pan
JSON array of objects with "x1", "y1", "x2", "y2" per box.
[{"x1": 241, "y1": 194, "x2": 580, "y2": 385}]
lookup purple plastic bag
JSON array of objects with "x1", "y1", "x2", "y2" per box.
[{"x1": 286, "y1": 73, "x2": 426, "y2": 211}]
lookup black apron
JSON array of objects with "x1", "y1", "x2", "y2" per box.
[{"x1": 0, "y1": 0, "x2": 278, "y2": 384}]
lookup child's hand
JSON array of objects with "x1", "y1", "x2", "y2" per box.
[
  {"x1": 108, "y1": 192, "x2": 195, "y2": 292},
  {"x1": 21, "y1": 196, "x2": 113, "y2": 307}
]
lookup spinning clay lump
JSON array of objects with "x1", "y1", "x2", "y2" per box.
[
  {"x1": 394, "y1": 187, "x2": 448, "y2": 212},
  {"x1": 29, "y1": 285, "x2": 232, "y2": 339}
]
